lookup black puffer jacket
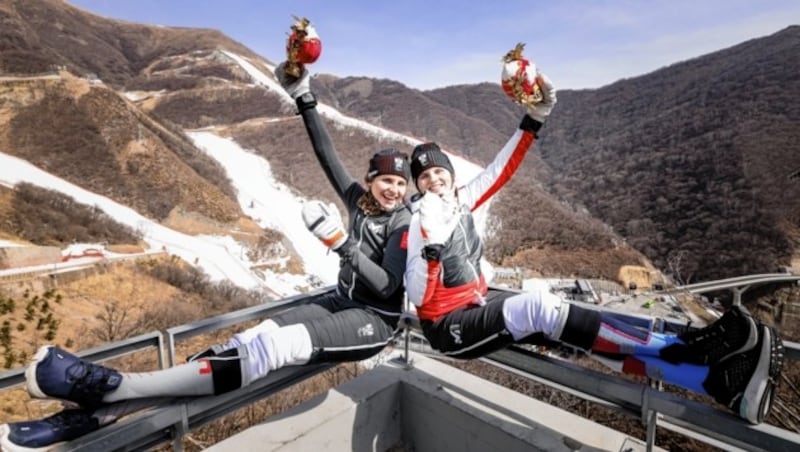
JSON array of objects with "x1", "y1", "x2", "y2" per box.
[{"x1": 295, "y1": 93, "x2": 410, "y2": 314}]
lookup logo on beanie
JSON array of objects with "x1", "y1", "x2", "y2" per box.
[
  {"x1": 410, "y1": 142, "x2": 455, "y2": 183},
  {"x1": 393, "y1": 157, "x2": 405, "y2": 173},
  {"x1": 367, "y1": 149, "x2": 410, "y2": 181}
]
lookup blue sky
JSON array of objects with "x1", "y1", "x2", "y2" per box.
[{"x1": 69, "y1": 0, "x2": 800, "y2": 90}]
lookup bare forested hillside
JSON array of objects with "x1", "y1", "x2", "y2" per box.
[{"x1": 319, "y1": 26, "x2": 800, "y2": 282}]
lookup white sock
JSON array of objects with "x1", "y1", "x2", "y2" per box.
[
  {"x1": 103, "y1": 361, "x2": 215, "y2": 402},
  {"x1": 103, "y1": 324, "x2": 312, "y2": 401}
]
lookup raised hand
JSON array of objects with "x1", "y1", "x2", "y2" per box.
[
  {"x1": 274, "y1": 62, "x2": 311, "y2": 99},
  {"x1": 527, "y1": 72, "x2": 556, "y2": 122}
]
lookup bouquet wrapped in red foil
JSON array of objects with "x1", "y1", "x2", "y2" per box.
[
  {"x1": 501, "y1": 43, "x2": 544, "y2": 106},
  {"x1": 284, "y1": 16, "x2": 322, "y2": 77}
]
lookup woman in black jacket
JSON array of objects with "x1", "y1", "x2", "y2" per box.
[{"x1": 1, "y1": 64, "x2": 412, "y2": 451}]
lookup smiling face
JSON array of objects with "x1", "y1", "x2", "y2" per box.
[
  {"x1": 415, "y1": 167, "x2": 454, "y2": 195},
  {"x1": 368, "y1": 174, "x2": 408, "y2": 210}
]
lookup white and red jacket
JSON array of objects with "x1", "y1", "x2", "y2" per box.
[{"x1": 405, "y1": 115, "x2": 542, "y2": 321}]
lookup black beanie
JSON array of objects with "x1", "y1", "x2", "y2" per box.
[
  {"x1": 366, "y1": 148, "x2": 410, "y2": 181},
  {"x1": 410, "y1": 142, "x2": 455, "y2": 185}
]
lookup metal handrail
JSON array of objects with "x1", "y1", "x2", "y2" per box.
[
  {"x1": 57, "y1": 363, "x2": 336, "y2": 452},
  {"x1": 164, "y1": 287, "x2": 330, "y2": 366},
  {"x1": 482, "y1": 346, "x2": 800, "y2": 452},
  {"x1": 1, "y1": 287, "x2": 798, "y2": 452},
  {"x1": 0, "y1": 331, "x2": 164, "y2": 390}
]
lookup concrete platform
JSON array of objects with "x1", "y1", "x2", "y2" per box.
[{"x1": 209, "y1": 352, "x2": 656, "y2": 452}]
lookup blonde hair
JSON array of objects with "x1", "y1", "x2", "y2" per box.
[{"x1": 357, "y1": 190, "x2": 385, "y2": 216}]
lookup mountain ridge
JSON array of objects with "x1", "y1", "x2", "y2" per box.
[
  {"x1": 2, "y1": 0, "x2": 798, "y2": 287},
  {"x1": 315, "y1": 25, "x2": 800, "y2": 282}
]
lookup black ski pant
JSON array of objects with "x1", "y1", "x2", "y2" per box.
[{"x1": 272, "y1": 291, "x2": 400, "y2": 363}]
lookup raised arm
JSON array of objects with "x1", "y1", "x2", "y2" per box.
[
  {"x1": 458, "y1": 73, "x2": 556, "y2": 210},
  {"x1": 276, "y1": 64, "x2": 359, "y2": 201}
]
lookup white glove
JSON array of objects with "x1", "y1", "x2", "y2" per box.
[
  {"x1": 419, "y1": 192, "x2": 460, "y2": 246},
  {"x1": 302, "y1": 200, "x2": 348, "y2": 251},
  {"x1": 527, "y1": 72, "x2": 557, "y2": 122},
  {"x1": 274, "y1": 62, "x2": 311, "y2": 99}
]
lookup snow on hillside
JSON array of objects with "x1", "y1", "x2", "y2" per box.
[
  {"x1": 223, "y1": 51, "x2": 492, "y2": 231},
  {"x1": 187, "y1": 131, "x2": 339, "y2": 284},
  {"x1": 0, "y1": 50, "x2": 503, "y2": 298},
  {"x1": 221, "y1": 51, "x2": 499, "y2": 276},
  {"x1": 0, "y1": 152, "x2": 270, "y2": 291},
  {"x1": 0, "y1": 152, "x2": 328, "y2": 296}
]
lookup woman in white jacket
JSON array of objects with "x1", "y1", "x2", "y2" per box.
[{"x1": 404, "y1": 70, "x2": 783, "y2": 426}]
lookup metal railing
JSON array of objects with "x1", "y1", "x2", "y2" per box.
[
  {"x1": 482, "y1": 345, "x2": 800, "y2": 452},
  {"x1": 163, "y1": 286, "x2": 326, "y2": 366},
  {"x1": 0, "y1": 286, "x2": 798, "y2": 451},
  {"x1": 59, "y1": 363, "x2": 336, "y2": 451},
  {"x1": 0, "y1": 331, "x2": 165, "y2": 391}
]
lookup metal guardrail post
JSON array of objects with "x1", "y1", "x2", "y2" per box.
[
  {"x1": 403, "y1": 294, "x2": 411, "y2": 365},
  {"x1": 172, "y1": 404, "x2": 189, "y2": 452},
  {"x1": 645, "y1": 312, "x2": 664, "y2": 450},
  {"x1": 731, "y1": 286, "x2": 748, "y2": 306},
  {"x1": 167, "y1": 330, "x2": 177, "y2": 368},
  {"x1": 157, "y1": 333, "x2": 167, "y2": 370},
  {"x1": 404, "y1": 328, "x2": 410, "y2": 363},
  {"x1": 645, "y1": 379, "x2": 662, "y2": 451}
]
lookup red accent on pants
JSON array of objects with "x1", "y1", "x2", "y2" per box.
[{"x1": 198, "y1": 360, "x2": 212, "y2": 375}]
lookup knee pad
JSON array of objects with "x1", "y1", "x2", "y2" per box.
[
  {"x1": 556, "y1": 304, "x2": 601, "y2": 351},
  {"x1": 208, "y1": 346, "x2": 248, "y2": 395}
]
